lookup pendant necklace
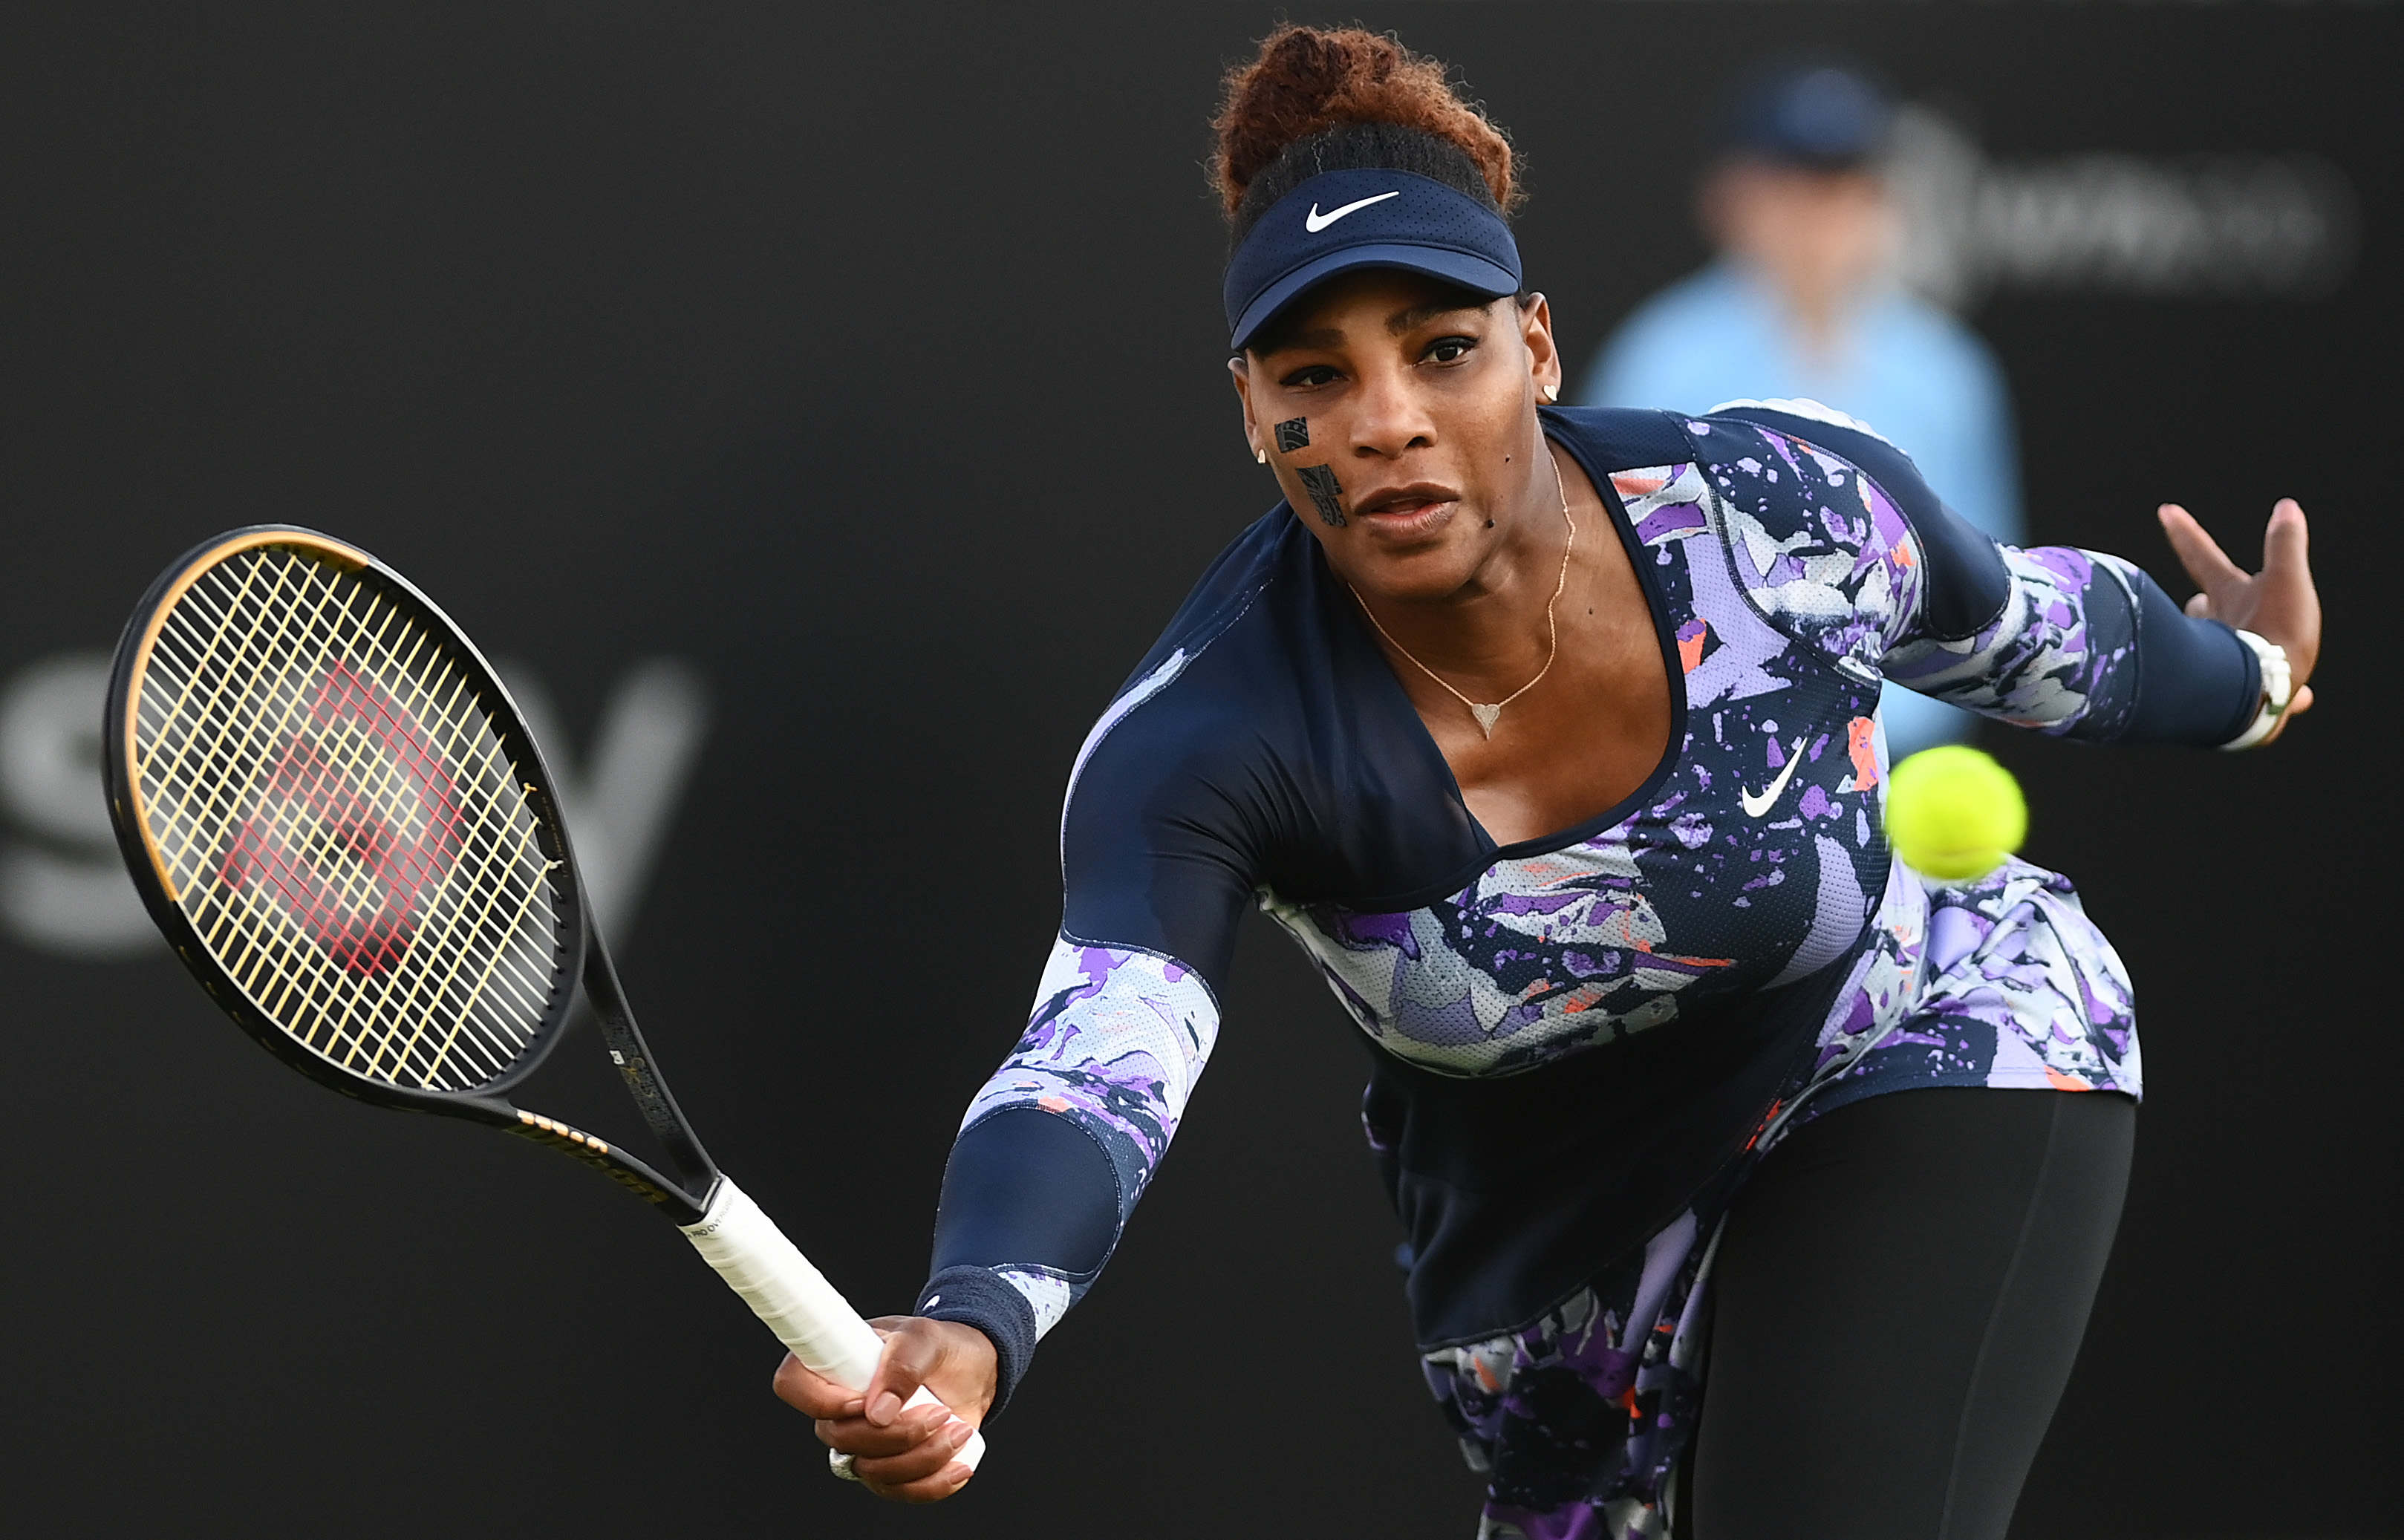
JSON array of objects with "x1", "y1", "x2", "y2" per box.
[{"x1": 1351, "y1": 445, "x2": 1577, "y2": 740}]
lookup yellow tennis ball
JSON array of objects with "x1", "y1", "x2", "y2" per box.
[{"x1": 1883, "y1": 745, "x2": 2027, "y2": 881}]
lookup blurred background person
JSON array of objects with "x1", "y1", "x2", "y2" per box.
[{"x1": 1580, "y1": 61, "x2": 2022, "y2": 760}]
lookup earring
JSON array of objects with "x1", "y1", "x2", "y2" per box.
[
  {"x1": 1255, "y1": 447, "x2": 1267, "y2": 463},
  {"x1": 1540, "y1": 384, "x2": 1559, "y2": 404}
]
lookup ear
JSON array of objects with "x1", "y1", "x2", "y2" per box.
[
  {"x1": 1228, "y1": 355, "x2": 1263, "y2": 460},
  {"x1": 1517, "y1": 293, "x2": 1561, "y2": 403}
]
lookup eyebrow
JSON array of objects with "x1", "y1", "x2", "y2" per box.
[
  {"x1": 1255, "y1": 298, "x2": 1491, "y2": 359},
  {"x1": 1387, "y1": 298, "x2": 1489, "y2": 335},
  {"x1": 1269, "y1": 326, "x2": 1346, "y2": 352}
]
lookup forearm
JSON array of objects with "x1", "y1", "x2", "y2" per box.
[
  {"x1": 917, "y1": 939, "x2": 1220, "y2": 1412},
  {"x1": 1886, "y1": 546, "x2": 2258, "y2": 745}
]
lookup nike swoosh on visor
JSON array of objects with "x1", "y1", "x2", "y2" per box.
[{"x1": 1304, "y1": 191, "x2": 1401, "y2": 232}]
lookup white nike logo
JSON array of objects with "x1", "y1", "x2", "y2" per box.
[
  {"x1": 1305, "y1": 191, "x2": 1401, "y2": 232},
  {"x1": 1739, "y1": 738, "x2": 1808, "y2": 818}
]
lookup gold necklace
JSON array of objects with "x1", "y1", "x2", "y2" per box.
[{"x1": 1351, "y1": 445, "x2": 1577, "y2": 740}]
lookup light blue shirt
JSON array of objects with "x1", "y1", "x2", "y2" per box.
[{"x1": 1580, "y1": 261, "x2": 2025, "y2": 759}]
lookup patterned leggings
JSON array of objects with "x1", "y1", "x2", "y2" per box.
[{"x1": 1426, "y1": 1087, "x2": 2134, "y2": 1539}]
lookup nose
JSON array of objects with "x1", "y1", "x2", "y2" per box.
[{"x1": 1347, "y1": 356, "x2": 1436, "y2": 460}]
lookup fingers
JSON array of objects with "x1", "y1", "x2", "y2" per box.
[
  {"x1": 863, "y1": 1333, "x2": 930, "y2": 1428},
  {"x1": 810, "y1": 1361, "x2": 973, "y2": 1506},
  {"x1": 2261, "y1": 498, "x2": 2316, "y2": 625},
  {"x1": 2262, "y1": 497, "x2": 2311, "y2": 574},
  {"x1": 2248, "y1": 497, "x2": 2322, "y2": 680},
  {"x1": 770, "y1": 1320, "x2": 958, "y2": 1429},
  {"x1": 772, "y1": 1353, "x2": 864, "y2": 1420},
  {"x1": 853, "y1": 1416, "x2": 978, "y2": 1502},
  {"x1": 861, "y1": 1317, "x2": 977, "y2": 1429},
  {"x1": 791, "y1": 1354, "x2": 970, "y2": 1506},
  {"x1": 2157, "y1": 503, "x2": 2248, "y2": 599},
  {"x1": 815, "y1": 1401, "x2": 951, "y2": 1457},
  {"x1": 769, "y1": 1347, "x2": 952, "y2": 1459},
  {"x1": 772, "y1": 1319, "x2": 989, "y2": 1507},
  {"x1": 2261, "y1": 683, "x2": 2315, "y2": 745},
  {"x1": 813, "y1": 1402, "x2": 974, "y2": 1504},
  {"x1": 2162, "y1": 500, "x2": 2324, "y2": 685},
  {"x1": 817, "y1": 1401, "x2": 957, "y2": 1461}
]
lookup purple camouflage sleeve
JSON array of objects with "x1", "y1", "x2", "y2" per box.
[
  {"x1": 913, "y1": 939, "x2": 1220, "y2": 1409},
  {"x1": 1883, "y1": 544, "x2": 2151, "y2": 739},
  {"x1": 1709, "y1": 402, "x2": 2250, "y2": 744}
]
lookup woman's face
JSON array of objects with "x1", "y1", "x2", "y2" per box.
[{"x1": 1230, "y1": 269, "x2": 1564, "y2": 604}]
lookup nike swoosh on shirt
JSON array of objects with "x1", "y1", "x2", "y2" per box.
[
  {"x1": 1739, "y1": 738, "x2": 1808, "y2": 818},
  {"x1": 1305, "y1": 191, "x2": 1401, "y2": 232}
]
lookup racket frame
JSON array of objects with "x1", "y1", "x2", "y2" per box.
[
  {"x1": 103, "y1": 524, "x2": 720, "y2": 1223},
  {"x1": 101, "y1": 523, "x2": 989, "y2": 1471}
]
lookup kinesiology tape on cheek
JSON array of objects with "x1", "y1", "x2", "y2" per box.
[
  {"x1": 1274, "y1": 417, "x2": 1310, "y2": 453},
  {"x1": 1297, "y1": 464, "x2": 1345, "y2": 527}
]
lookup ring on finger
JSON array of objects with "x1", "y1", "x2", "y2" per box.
[{"x1": 828, "y1": 1449, "x2": 861, "y2": 1484}]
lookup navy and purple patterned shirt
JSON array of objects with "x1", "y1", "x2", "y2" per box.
[{"x1": 910, "y1": 403, "x2": 2257, "y2": 1432}]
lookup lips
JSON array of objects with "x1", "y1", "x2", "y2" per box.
[{"x1": 1352, "y1": 482, "x2": 1460, "y2": 538}]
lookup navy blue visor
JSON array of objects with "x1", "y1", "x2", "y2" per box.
[{"x1": 1223, "y1": 169, "x2": 1522, "y2": 352}]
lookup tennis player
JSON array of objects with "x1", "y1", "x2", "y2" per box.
[{"x1": 779, "y1": 27, "x2": 2322, "y2": 1538}]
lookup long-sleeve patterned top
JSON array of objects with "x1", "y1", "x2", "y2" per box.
[{"x1": 908, "y1": 402, "x2": 2260, "y2": 1415}]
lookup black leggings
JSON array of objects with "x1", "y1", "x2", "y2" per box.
[{"x1": 1687, "y1": 1088, "x2": 2134, "y2": 1540}]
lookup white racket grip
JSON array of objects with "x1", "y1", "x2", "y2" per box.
[{"x1": 677, "y1": 1177, "x2": 986, "y2": 1472}]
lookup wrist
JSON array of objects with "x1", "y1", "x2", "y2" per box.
[
  {"x1": 916, "y1": 1265, "x2": 1038, "y2": 1416},
  {"x1": 2221, "y1": 629, "x2": 2293, "y2": 750}
]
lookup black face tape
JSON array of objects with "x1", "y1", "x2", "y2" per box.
[
  {"x1": 1274, "y1": 417, "x2": 1310, "y2": 453},
  {"x1": 1297, "y1": 463, "x2": 1345, "y2": 527}
]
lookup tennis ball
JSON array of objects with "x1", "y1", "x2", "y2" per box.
[{"x1": 1883, "y1": 745, "x2": 2027, "y2": 881}]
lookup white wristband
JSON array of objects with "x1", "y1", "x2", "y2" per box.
[{"x1": 2221, "y1": 629, "x2": 2293, "y2": 751}]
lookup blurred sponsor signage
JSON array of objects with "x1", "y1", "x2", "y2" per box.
[{"x1": 1889, "y1": 105, "x2": 2358, "y2": 309}]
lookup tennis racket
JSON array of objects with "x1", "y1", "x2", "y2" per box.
[{"x1": 102, "y1": 524, "x2": 984, "y2": 1471}]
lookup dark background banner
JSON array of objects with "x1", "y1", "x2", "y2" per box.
[{"x1": 0, "y1": 4, "x2": 2390, "y2": 1535}]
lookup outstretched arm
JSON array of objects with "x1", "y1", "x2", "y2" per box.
[
  {"x1": 1708, "y1": 401, "x2": 2302, "y2": 749},
  {"x1": 777, "y1": 660, "x2": 1261, "y2": 1503},
  {"x1": 775, "y1": 936, "x2": 1233, "y2": 1504}
]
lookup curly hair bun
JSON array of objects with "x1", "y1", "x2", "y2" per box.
[{"x1": 1211, "y1": 25, "x2": 1518, "y2": 222}]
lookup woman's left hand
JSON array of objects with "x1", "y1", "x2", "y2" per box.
[{"x1": 2157, "y1": 497, "x2": 2319, "y2": 741}]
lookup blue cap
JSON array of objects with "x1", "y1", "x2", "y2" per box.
[
  {"x1": 1222, "y1": 168, "x2": 1521, "y2": 351},
  {"x1": 1726, "y1": 64, "x2": 1892, "y2": 168}
]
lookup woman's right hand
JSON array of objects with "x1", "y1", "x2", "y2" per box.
[{"x1": 773, "y1": 1316, "x2": 997, "y2": 1504}]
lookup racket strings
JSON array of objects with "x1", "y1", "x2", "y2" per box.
[
  {"x1": 148, "y1": 563, "x2": 545, "y2": 1084},
  {"x1": 154, "y1": 555, "x2": 558, "y2": 1086},
  {"x1": 132, "y1": 544, "x2": 569, "y2": 1092}
]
